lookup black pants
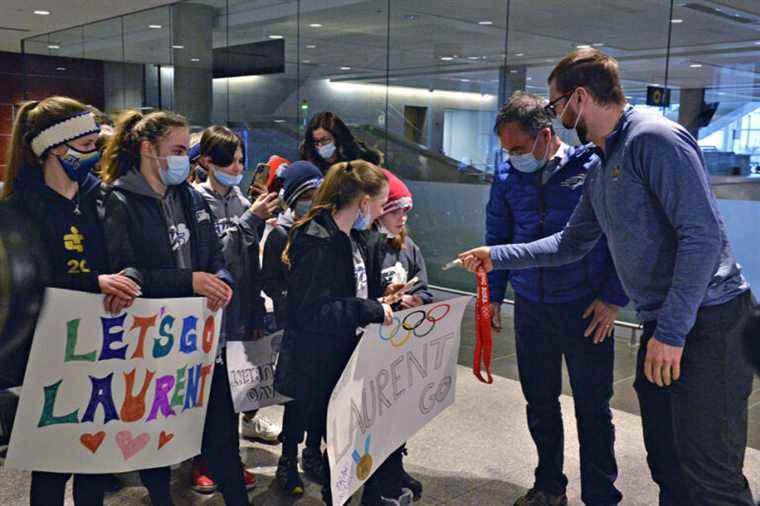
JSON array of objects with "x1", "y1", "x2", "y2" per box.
[
  {"x1": 281, "y1": 397, "x2": 322, "y2": 460},
  {"x1": 30, "y1": 472, "x2": 106, "y2": 506},
  {"x1": 514, "y1": 295, "x2": 622, "y2": 505},
  {"x1": 634, "y1": 291, "x2": 755, "y2": 506},
  {"x1": 138, "y1": 467, "x2": 172, "y2": 506},
  {"x1": 200, "y1": 354, "x2": 248, "y2": 506}
]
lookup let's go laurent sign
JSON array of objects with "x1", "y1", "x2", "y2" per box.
[{"x1": 6, "y1": 288, "x2": 220, "y2": 473}]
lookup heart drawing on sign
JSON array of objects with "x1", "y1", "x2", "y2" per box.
[
  {"x1": 158, "y1": 431, "x2": 174, "y2": 450},
  {"x1": 115, "y1": 430, "x2": 150, "y2": 460},
  {"x1": 80, "y1": 432, "x2": 106, "y2": 454}
]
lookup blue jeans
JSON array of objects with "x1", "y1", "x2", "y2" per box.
[{"x1": 514, "y1": 295, "x2": 622, "y2": 506}]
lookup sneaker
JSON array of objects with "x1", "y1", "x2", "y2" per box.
[
  {"x1": 381, "y1": 488, "x2": 414, "y2": 506},
  {"x1": 276, "y1": 456, "x2": 304, "y2": 496},
  {"x1": 301, "y1": 446, "x2": 326, "y2": 484},
  {"x1": 240, "y1": 414, "x2": 281, "y2": 444},
  {"x1": 514, "y1": 489, "x2": 568, "y2": 506},
  {"x1": 399, "y1": 448, "x2": 422, "y2": 500},
  {"x1": 191, "y1": 464, "x2": 217, "y2": 494},
  {"x1": 242, "y1": 468, "x2": 257, "y2": 491}
]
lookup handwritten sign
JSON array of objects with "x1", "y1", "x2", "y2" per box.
[
  {"x1": 326, "y1": 297, "x2": 469, "y2": 505},
  {"x1": 6, "y1": 288, "x2": 220, "y2": 473},
  {"x1": 226, "y1": 331, "x2": 290, "y2": 412}
]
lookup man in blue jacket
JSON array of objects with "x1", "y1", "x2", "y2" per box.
[
  {"x1": 486, "y1": 91, "x2": 629, "y2": 506},
  {"x1": 464, "y1": 50, "x2": 754, "y2": 506}
]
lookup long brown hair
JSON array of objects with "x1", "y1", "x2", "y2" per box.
[
  {"x1": 101, "y1": 109, "x2": 187, "y2": 184},
  {"x1": 282, "y1": 159, "x2": 387, "y2": 266},
  {"x1": 1, "y1": 96, "x2": 90, "y2": 199}
]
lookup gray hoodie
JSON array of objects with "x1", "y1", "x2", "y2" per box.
[
  {"x1": 114, "y1": 170, "x2": 192, "y2": 269},
  {"x1": 194, "y1": 181, "x2": 267, "y2": 343}
]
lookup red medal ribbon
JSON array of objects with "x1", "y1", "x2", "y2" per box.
[{"x1": 473, "y1": 266, "x2": 494, "y2": 384}]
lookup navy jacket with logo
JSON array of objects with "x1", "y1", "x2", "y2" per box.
[{"x1": 485, "y1": 143, "x2": 628, "y2": 307}]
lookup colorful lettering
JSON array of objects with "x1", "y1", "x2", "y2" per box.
[
  {"x1": 184, "y1": 364, "x2": 201, "y2": 411},
  {"x1": 120, "y1": 369, "x2": 155, "y2": 422},
  {"x1": 171, "y1": 366, "x2": 187, "y2": 408},
  {"x1": 202, "y1": 315, "x2": 215, "y2": 354},
  {"x1": 153, "y1": 316, "x2": 175, "y2": 358},
  {"x1": 130, "y1": 315, "x2": 157, "y2": 359},
  {"x1": 64, "y1": 319, "x2": 96, "y2": 362},
  {"x1": 146, "y1": 375, "x2": 176, "y2": 421},
  {"x1": 179, "y1": 316, "x2": 198, "y2": 354},
  {"x1": 99, "y1": 314, "x2": 128, "y2": 361},
  {"x1": 82, "y1": 374, "x2": 119, "y2": 424},
  {"x1": 38, "y1": 380, "x2": 79, "y2": 427}
]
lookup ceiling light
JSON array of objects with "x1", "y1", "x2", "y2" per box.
[
  {"x1": 460, "y1": 79, "x2": 471, "y2": 82},
  {"x1": 268, "y1": 35, "x2": 284, "y2": 39},
  {"x1": 340, "y1": 66, "x2": 352, "y2": 70},
  {"x1": 478, "y1": 20, "x2": 493, "y2": 25},
  {"x1": 509, "y1": 69, "x2": 518, "y2": 74},
  {"x1": 467, "y1": 56, "x2": 479, "y2": 60},
  {"x1": 309, "y1": 23, "x2": 323, "y2": 27},
  {"x1": 527, "y1": 77, "x2": 533, "y2": 81},
  {"x1": 593, "y1": 42, "x2": 605, "y2": 47},
  {"x1": 440, "y1": 56, "x2": 453, "y2": 61},
  {"x1": 690, "y1": 63, "x2": 702, "y2": 68},
  {"x1": 148, "y1": 24, "x2": 162, "y2": 29},
  {"x1": 670, "y1": 18, "x2": 683, "y2": 23},
  {"x1": 576, "y1": 44, "x2": 591, "y2": 49},
  {"x1": 754, "y1": 41, "x2": 760, "y2": 45},
  {"x1": 516, "y1": 52, "x2": 524, "y2": 57},
  {"x1": 190, "y1": 58, "x2": 200, "y2": 62},
  {"x1": 56, "y1": 67, "x2": 66, "y2": 71},
  {"x1": 33, "y1": 10, "x2": 50, "y2": 15},
  {"x1": 306, "y1": 44, "x2": 317, "y2": 49},
  {"x1": 48, "y1": 44, "x2": 60, "y2": 49},
  {"x1": 274, "y1": 119, "x2": 286, "y2": 123},
  {"x1": 302, "y1": 60, "x2": 311, "y2": 63},
  {"x1": 172, "y1": 44, "x2": 184, "y2": 49}
]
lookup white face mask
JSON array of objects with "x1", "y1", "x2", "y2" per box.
[
  {"x1": 147, "y1": 154, "x2": 191, "y2": 186},
  {"x1": 553, "y1": 91, "x2": 586, "y2": 146},
  {"x1": 508, "y1": 134, "x2": 550, "y2": 173},
  {"x1": 317, "y1": 142, "x2": 336, "y2": 160}
]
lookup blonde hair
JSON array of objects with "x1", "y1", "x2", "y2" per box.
[
  {"x1": 2, "y1": 96, "x2": 90, "y2": 199},
  {"x1": 101, "y1": 109, "x2": 187, "y2": 184},
  {"x1": 282, "y1": 160, "x2": 387, "y2": 265}
]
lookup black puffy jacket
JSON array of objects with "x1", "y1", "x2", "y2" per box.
[
  {"x1": 276, "y1": 209, "x2": 385, "y2": 398},
  {"x1": 101, "y1": 178, "x2": 231, "y2": 297}
]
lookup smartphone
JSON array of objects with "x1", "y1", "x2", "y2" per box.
[{"x1": 400, "y1": 276, "x2": 420, "y2": 294}]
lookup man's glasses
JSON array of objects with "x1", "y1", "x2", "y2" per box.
[{"x1": 544, "y1": 93, "x2": 572, "y2": 117}]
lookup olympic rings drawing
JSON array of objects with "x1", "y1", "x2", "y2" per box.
[{"x1": 378, "y1": 303, "x2": 452, "y2": 348}]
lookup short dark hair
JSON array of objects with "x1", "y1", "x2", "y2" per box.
[
  {"x1": 548, "y1": 49, "x2": 626, "y2": 106},
  {"x1": 200, "y1": 125, "x2": 244, "y2": 167},
  {"x1": 493, "y1": 91, "x2": 553, "y2": 137}
]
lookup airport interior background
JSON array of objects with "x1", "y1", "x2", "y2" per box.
[
  {"x1": 0, "y1": 0, "x2": 759, "y2": 305},
  {"x1": 1, "y1": 1, "x2": 760, "y2": 503}
]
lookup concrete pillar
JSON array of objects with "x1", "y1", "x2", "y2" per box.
[
  {"x1": 498, "y1": 65, "x2": 527, "y2": 109},
  {"x1": 171, "y1": 3, "x2": 216, "y2": 126},
  {"x1": 678, "y1": 88, "x2": 706, "y2": 139}
]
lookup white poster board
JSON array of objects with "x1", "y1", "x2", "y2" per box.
[
  {"x1": 226, "y1": 331, "x2": 290, "y2": 412},
  {"x1": 327, "y1": 296, "x2": 470, "y2": 505},
  {"x1": 6, "y1": 288, "x2": 221, "y2": 473}
]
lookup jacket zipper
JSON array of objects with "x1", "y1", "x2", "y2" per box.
[{"x1": 536, "y1": 171, "x2": 545, "y2": 303}]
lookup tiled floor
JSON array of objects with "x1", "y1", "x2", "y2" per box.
[{"x1": 441, "y1": 289, "x2": 760, "y2": 450}]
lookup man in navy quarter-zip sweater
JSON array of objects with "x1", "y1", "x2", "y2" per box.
[
  {"x1": 465, "y1": 50, "x2": 754, "y2": 506},
  {"x1": 486, "y1": 91, "x2": 628, "y2": 506}
]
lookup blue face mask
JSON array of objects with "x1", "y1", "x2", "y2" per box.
[
  {"x1": 213, "y1": 168, "x2": 243, "y2": 187},
  {"x1": 317, "y1": 142, "x2": 336, "y2": 160},
  {"x1": 58, "y1": 145, "x2": 100, "y2": 183},
  {"x1": 352, "y1": 204, "x2": 372, "y2": 231},
  {"x1": 508, "y1": 135, "x2": 549, "y2": 174},
  {"x1": 151, "y1": 154, "x2": 190, "y2": 186}
]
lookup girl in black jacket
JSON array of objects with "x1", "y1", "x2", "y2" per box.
[
  {"x1": 300, "y1": 111, "x2": 383, "y2": 174},
  {"x1": 278, "y1": 160, "x2": 394, "y2": 503},
  {"x1": 1, "y1": 96, "x2": 141, "y2": 506},
  {"x1": 262, "y1": 160, "x2": 324, "y2": 494},
  {"x1": 100, "y1": 110, "x2": 233, "y2": 506}
]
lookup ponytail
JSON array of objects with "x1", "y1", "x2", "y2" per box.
[
  {"x1": 101, "y1": 109, "x2": 188, "y2": 184},
  {"x1": 2, "y1": 96, "x2": 90, "y2": 199},
  {"x1": 282, "y1": 159, "x2": 387, "y2": 266}
]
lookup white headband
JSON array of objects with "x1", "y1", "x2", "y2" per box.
[{"x1": 30, "y1": 112, "x2": 99, "y2": 157}]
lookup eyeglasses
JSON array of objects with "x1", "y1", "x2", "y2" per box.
[
  {"x1": 313, "y1": 136, "x2": 334, "y2": 147},
  {"x1": 544, "y1": 93, "x2": 572, "y2": 117}
]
